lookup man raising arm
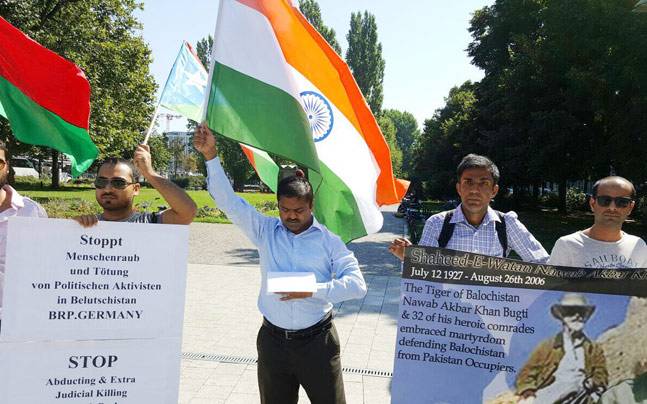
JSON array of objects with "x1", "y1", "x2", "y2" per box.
[
  {"x1": 194, "y1": 123, "x2": 366, "y2": 404},
  {"x1": 75, "y1": 144, "x2": 197, "y2": 226}
]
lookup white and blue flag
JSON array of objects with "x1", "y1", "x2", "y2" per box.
[{"x1": 159, "y1": 41, "x2": 208, "y2": 122}]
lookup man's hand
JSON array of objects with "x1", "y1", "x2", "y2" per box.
[
  {"x1": 193, "y1": 123, "x2": 218, "y2": 161},
  {"x1": 277, "y1": 292, "x2": 313, "y2": 301},
  {"x1": 136, "y1": 145, "x2": 197, "y2": 224},
  {"x1": 73, "y1": 214, "x2": 99, "y2": 228},
  {"x1": 133, "y1": 144, "x2": 155, "y2": 179},
  {"x1": 517, "y1": 390, "x2": 536, "y2": 404},
  {"x1": 389, "y1": 237, "x2": 412, "y2": 261}
]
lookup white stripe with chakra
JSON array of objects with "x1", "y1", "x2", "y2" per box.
[{"x1": 292, "y1": 68, "x2": 383, "y2": 234}]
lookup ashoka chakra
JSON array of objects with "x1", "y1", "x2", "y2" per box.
[{"x1": 300, "y1": 91, "x2": 334, "y2": 142}]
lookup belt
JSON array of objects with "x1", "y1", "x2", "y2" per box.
[{"x1": 262, "y1": 313, "x2": 333, "y2": 340}]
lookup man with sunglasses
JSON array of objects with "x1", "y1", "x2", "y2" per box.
[
  {"x1": 75, "y1": 144, "x2": 196, "y2": 226},
  {"x1": 0, "y1": 141, "x2": 47, "y2": 325},
  {"x1": 549, "y1": 176, "x2": 647, "y2": 268}
]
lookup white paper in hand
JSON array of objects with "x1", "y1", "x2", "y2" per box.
[{"x1": 267, "y1": 272, "x2": 317, "y2": 294}]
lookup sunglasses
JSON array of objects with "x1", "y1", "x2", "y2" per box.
[
  {"x1": 560, "y1": 307, "x2": 586, "y2": 318},
  {"x1": 94, "y1": 177, "x2": 136, "y2": 190},
  {"x1": 594, "y1": 195, "x2": 633, "y2": 208}
]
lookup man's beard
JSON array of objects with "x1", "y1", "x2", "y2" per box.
[
  {"x1": 97, "y1": 195, "x2": 131, "y2": 211},
  {"x1": 0, "y1": 172, "x2": 7, "y2": 188}
]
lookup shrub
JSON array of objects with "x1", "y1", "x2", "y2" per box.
[
  {"x1": 171, "y1": 175, "x2": 206, "y2": 190},
  {"x1": 540, "y1": 192, "x2": 560, "y2": 209},
  {"x1": 36, "y1": 198, "x2": 99, "y2": 218},
  {"x1": 13, "y1": 176, "x2": 51, "y2": 189},
  {"x1": 566, "y1": 188, "x2": 588, "y2": 211},
  {"x1": 254, "y1": 200, "x2": 278, "y2": 212},
  {"x1": 195, "y1": 206, "x2": 227, "y2": 219},
  {"x1": 72, "y1": 178, "x2": 94, "y2": 186},
  {"x1": 636, "y1": 196, "x2": 647, "y2": 226},
  {"x1": 135, "y1": 199, "x2": 167, "y2": 214}
]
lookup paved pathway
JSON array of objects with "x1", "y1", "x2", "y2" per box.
[{"x1": 179, "y1": 205, "x2": 405, "y2": 404}]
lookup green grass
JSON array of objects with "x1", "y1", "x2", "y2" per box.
[{"x1": 16, "y1": 184, "x2": 279, "y2": 222}]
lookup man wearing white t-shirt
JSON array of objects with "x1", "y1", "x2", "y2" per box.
[
  {"x1": 0, "y1": 142, "x2": 47, "y2": 325},
  {"x1": 549, "y1": 176, "x2": 647, "y2": 268}
]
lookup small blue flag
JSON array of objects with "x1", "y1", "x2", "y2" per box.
[{"x1": 159, "y1": 42, "x2": 208, "y2": 122}]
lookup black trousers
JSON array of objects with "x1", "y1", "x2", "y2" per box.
[{"x1": 257, "y1": 321, "x2": 346, "y2": 404}]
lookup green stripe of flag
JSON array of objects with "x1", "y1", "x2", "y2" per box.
[
  {"x1": 310, "y1": 162, "x2": 367, "y2": 242},
  {"x1": 0, "y1": 76, "x2": 97, "y2": 176},
  {"x1": 251, "y1": 149, "x2": 280, "y2": 193},
  {"x1": 206, "y1": 62, "x2": 319, "y2": 172}
]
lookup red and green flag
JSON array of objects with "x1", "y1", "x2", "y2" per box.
[{"x1": 0, "y1": 17, "x2": 98, "y2": 176}]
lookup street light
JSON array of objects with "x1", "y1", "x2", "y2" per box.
[{"x1": 635, "y1": 0, "x2": 647, "y2": 13}]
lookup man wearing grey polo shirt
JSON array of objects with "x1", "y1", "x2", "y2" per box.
[{"x1": 194, "y1": 124, "x2": 367, "y2": 404}]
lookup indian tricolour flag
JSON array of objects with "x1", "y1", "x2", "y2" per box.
[
  {"x1": 205, "y1": 0, "x2": 408, "y2": 242},
  {"x1": 0, "y1": 17, "x2": 97, "y2": 176}
]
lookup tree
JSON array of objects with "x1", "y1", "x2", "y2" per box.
[
  {"x1": 413, "y1": 82, "x2": 479, "y2": 199},
  {"x1": 467, "y1": 0, "x2": 647, "y2": 211},
  {"x1": 167, "y1": 138, "x2": 184, "y2": 177},
  {"x1": 0, "y1": 0, "x2": 156, "y2": 187},
  {"x1": 195, "y1": 35, "x2": 213, "y2": 69},
  {"x1": 345, "y1": 11, "x2": 385, "y2": 115},
  {"x1": 147, "y1": 135, "x2": 171, "y2": 173},
  {"x1": 218, "y1": 137, "x2": 257, "y2": 191},
  {"x1": 377, "y1": 115, "x2": 402, "y2": 177},
  {"x1": 180, "y1": 152, "x2": 198, "y2": 174},
  {"x1": 382, "y1": 109, "x2": 420, "y2": 177},
  {"x1": 298, "y1": 0, "x2": 342, "y2": 55}
]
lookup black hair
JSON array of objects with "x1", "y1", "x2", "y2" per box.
[
  {"x1": 457, "y1": 154, "x2": 500, "y2": 184},
  {"x1": 592, "y1": 176, "x2": 636, "y2": 199},
  {"x1": 277, "y1": 171, "x2": 313, "y2": 204},
  {"x1": 97, "y1": 158, "x2": 139, "y2": 182}
]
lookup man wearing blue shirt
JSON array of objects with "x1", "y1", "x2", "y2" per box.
[
  {"x1": 390, "y1": 154, "x2": 548, "y2": 263},
  {"x1": 194, "y1": 124, "x2": 367, "y2": 404}
]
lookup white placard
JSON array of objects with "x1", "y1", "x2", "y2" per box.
[
  {"x1": 1, "y1": 217, "x2": 189, "y2": 341},
  {"x1": 0, "y1": 338, "x2": 181, "y2": 403},
  {"x1": 266, "y1": 271, "x2": 317, "y2": 293}
]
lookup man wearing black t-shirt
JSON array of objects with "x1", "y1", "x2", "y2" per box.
[{"x1": 74, "y1": 144, "x2": 196, "y2": 226}]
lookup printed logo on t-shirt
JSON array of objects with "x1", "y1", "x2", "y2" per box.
[{"x1": 585, "y1": 254, "x2": 635, "y2": 268}]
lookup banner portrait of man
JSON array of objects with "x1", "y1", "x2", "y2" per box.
[{"x1": 516, "y1": 293, "x2": 608, "y2": 404}]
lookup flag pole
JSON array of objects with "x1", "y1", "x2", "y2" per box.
[
  {"x1": 142, "y1": 102, "x2": 161, "y2": 145},
  {"x1": 200, "y1": 3, "x2": 223, "y2": 124}
]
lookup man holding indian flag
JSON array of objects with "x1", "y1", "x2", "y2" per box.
[
  {"x1": 191, "y1": 0, "x2": 407, "y2": 402},
  {"x1": 195, "y1": 124, "x2": 366, "y2": 403}
]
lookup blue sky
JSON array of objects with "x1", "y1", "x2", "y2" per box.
[{"x1": 137, "y1": 0, "x2": 493, "y2": 132}]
